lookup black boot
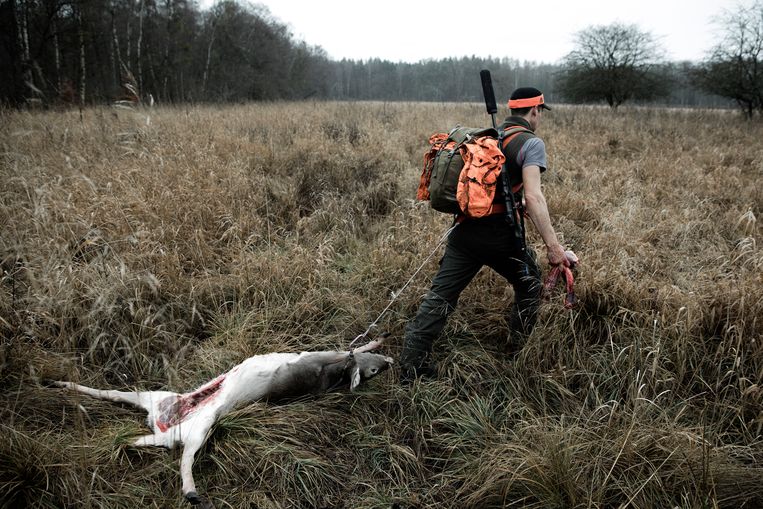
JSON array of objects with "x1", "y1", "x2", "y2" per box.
[{"x1": 399, "y1": 345, "x2": 437, "y2": 383}]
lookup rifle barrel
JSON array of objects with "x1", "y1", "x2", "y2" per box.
[{"x1": 480, "y1": 69, "x2": 498, "y2": 128}]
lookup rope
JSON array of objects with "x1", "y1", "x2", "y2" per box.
[{"x1": 349, "y1": 223, "x2": 458, "y2": 348}]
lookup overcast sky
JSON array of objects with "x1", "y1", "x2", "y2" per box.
[{"x1": 234, "y1": 0, "x2": 740, "y2": 64}]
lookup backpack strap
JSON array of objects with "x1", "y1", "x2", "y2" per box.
[
  {"x1": 496, "y1": 125, "x2": 535, "y2": 242},
  {"x1": 500, "y1": 126, "x2": 534, "y2": 149},
  {"x1": 500, "y1": 126, "x2": 535, "y2": 192}
]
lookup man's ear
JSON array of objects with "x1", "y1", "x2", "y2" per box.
[{"x1": 350, "y1": 365, "x2": 361, "y2": 391}]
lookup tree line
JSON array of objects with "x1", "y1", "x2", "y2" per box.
[{"x1": 2, "y1": 0, "x2": 762, "y2": 116}]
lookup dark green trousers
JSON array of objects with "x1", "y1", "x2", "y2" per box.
[{"x1": 400, "y1": 215, "x2": 541, "y2": 373}]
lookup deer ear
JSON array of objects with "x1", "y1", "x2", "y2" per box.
[{"x1": 350, "y1": 365, "x2": 361, "y2": 391}]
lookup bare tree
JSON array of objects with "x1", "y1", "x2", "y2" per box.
[
  {"x1": 109, "y1": 2, "x2": 123, "y2": 93},
  {"x1": 52, "y1": 6, "x2": 62, "y2": 93},
  {"x1": 77, "y1": 0, "x2": 86, "y2": 105},
  {"x1": 14, "y1": 0, "x2": 39, "y2": 100},
  {"x1": 693, "y1": 1, "x2": 763, "y2": 118},
  {"x1": 136, "y1": 0, "x2": 144, "y2": 93},
  {"x1": 557, "y1": 23, "x2": 669, "y2": 108},
  {"x1": 201, "y1": 11, "x2": 217, "y2": 98}
]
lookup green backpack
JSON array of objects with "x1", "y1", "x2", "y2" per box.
[{"x1": 426, "y1": 126, "x2": 498, "y2": 214}]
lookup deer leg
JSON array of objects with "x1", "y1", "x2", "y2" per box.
[
  {"x1": 133, "y1": 431, "x2": 178, "y2": 449},
  {"x1": 55, "y1": 381, "x2": 145, "y2": 409},
  {"x1": 179, "y1": 414, "x2": 216, "y2": 507},
  {"x1": 55, "y1": 381, "x2": 178, "y2": 415}
]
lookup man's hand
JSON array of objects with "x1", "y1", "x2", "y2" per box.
[{"x1": 547, "y1": 243, "x2": 569, "y2": 267}]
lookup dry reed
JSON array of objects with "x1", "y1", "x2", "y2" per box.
[{"x1": 0, "y1": 101, "x2": 761, "y2": 508}]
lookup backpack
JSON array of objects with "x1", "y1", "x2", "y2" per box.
[
  {"x1": 417, "y1": 125, "x2": 532, "y2": 218},
  {"x1": 417, "y1": 126, "x2": 502, "y2": 217}
]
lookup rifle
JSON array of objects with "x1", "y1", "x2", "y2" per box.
[{"x1": 479, "y1": 69, "x2": 524, "y2": 243}]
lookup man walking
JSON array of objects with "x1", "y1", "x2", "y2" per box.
[{"x1": 399, "y1": 87, "x2": 569, "y2": 380}]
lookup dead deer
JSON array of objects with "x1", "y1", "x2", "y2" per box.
[{"x1": 55, "y1": 335, "x2": 393, "y2": 508}]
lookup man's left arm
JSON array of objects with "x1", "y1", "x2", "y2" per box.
[{"x1": 522, "y1": 165, "x2": 568, "y2": 267}]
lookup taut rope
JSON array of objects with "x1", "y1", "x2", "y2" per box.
[{"x1": 349, "y1": 223, "x2": 457, "y2": 349}]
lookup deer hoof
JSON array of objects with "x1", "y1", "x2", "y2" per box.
[{"x1": 185, "y1": 491, "x2": 214, "y2": 509}]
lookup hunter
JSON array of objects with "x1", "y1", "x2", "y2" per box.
[{"x1": 399, "y1": 87, "x2": 570, "y2": 381}]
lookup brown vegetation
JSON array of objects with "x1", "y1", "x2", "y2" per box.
[{"x1": 1, "y1": 102, "x2": 762, "y2": 508}]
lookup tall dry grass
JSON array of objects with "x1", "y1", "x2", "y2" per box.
[{"x1": 1, "y1": 101, "x2": 761, "y2": 508}]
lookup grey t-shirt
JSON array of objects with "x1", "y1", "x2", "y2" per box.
[{"x1": 515, "y1": 137, "x2": 547, "y2": 172}]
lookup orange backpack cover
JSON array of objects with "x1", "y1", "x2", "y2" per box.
[{"x1": 456, "y1": 136, "x2": 505, "y2": 217}]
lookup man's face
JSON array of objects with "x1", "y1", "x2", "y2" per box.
[{"x1": 529, "y1": 106, "x2": 542, "y2": 130}]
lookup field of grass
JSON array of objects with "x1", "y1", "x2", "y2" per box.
[{"x1": 1, "y1": 101, "x2": 762, "y2": 508}]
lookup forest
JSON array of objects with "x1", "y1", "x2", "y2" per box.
[{"x1": 1, "y1": 0, "x2": 743, "y2": 108}]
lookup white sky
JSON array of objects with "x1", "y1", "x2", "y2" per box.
[{"x1": 234, "y1": 0, "x2": 740, "y2": 63}]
